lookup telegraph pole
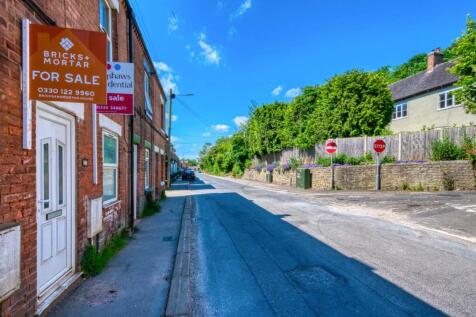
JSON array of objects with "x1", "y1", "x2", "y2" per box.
[{"x1": 165, "y1": 89, "x2": 193, "y2": 188}]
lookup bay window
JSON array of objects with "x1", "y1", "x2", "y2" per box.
[{"x1": 99, "y1": 0, "x2": 112, "y2": 61}]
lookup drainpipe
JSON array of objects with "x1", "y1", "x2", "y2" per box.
[{"x1": 127, "y1": 8, "x2": 135, "y2": 233}]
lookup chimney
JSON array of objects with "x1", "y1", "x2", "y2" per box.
[{"x1": 427, "y1": 48, "x2": 444, "y2": 72}]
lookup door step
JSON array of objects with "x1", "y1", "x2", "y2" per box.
[{"x1": 35, "y1": 272, "x2": 82, "y2": 316}]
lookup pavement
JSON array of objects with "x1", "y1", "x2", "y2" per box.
[
  {"x1": 184, "y1": 173, "x2": 476, "y2": 317},
  {"x1": 47, "y1": 193, "x2": 185, "y2": 317}
]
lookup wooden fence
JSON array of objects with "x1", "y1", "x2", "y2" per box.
[{"x1": 261, "y1": 126, "x2": 476, "y2": 164}]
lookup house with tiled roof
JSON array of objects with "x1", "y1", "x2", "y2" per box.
[{"x1": 388, "y1": 48, "x2": 476, "y2": 133}]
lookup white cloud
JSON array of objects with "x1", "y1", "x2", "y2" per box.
[
  {"x1": 285, "y1": 88, "x2": 302, "y2": 98},
  {"x1": 168, "y1": 14, "x2": 178, "y2": 32},
  {"x1": 272, "y1": 85, "x2": 283, "y2": 96},
  {"x1": 167, "y1": 114, "x2": 178, "y2": 122},
  {"x1": 154, "y1": 61, "x2": 179, "y2": 94},
  {"x1": 212, "y1": 124, "x2": 230, "y2": 132},
  {"x1": 233, "y1": 116, "x2": 248, "y2": 127},
  {"x1": 171, "y1": 136, "x2": 180, "y2": 143},
  {"x1": 202, "y1": 132, "x2": 211, "y2": 137},
  {"x1": 198, "y1": 33, "x2": 221, "y2": 65},
  {"x1": 154, "y1": 61, "x2": 171, "y2": 73},
  {"x1": 232, "y1": 0, "x2": 252, "y2": 19}
]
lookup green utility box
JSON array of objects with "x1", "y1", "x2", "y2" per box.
[
  {"x1": 296, "y1": 168, "x2": 311, "y2": 189},
  {"x1": 266, "y1": 173, "x2": 273, "y2": 183}
]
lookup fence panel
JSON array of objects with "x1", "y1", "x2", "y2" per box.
[{"x1": 255, "y1": 126, "x2": 476, "y2": 164}]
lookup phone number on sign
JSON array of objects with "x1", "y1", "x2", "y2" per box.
[{"x1": 37, "y1": 87, "x2": 95, "y2": 97}]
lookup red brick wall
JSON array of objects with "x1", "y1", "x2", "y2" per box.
[{"x1": 0, "y1": 0, "x2": 166, "y2": 315}]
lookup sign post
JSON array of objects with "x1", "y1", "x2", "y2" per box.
[
  {"x1": 28, "y1": 23, "x2": 107, "y2": 104},
  {"x1": 326, "y1": 140, "x2": 337, "y2": 190},
  {"x1": 96, "y1": 62, "x2": 134, "y2": 115},
  {"x1": 373, "y1": 139, "x2": 386, "y2": 191}
]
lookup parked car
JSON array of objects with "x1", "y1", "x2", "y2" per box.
[{"x1": 182, "y1": 169, "x2": 196, "y2": 181}]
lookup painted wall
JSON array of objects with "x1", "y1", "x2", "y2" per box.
[{"x1": 389, "y1": 86, "x2": 476, "y2": 133}]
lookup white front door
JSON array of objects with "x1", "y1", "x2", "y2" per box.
[{"x1": 36, "y1": 104, "x2": 75, "y2": 299}]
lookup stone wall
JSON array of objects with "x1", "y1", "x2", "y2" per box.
[{"x1": 243, "y1": 160, "x2": 476, "y2": 191}]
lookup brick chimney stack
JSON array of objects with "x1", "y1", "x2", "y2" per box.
[{"x1": 427, "y1": 48, "x2": 444, "y2": 72}]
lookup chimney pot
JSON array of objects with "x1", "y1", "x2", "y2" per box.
[{"x1": 427, "y1": 48, "x2": 444, "y2": 72}]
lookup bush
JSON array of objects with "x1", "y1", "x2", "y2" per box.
[
  {"x1": 231, "y1": 162, "x2": 243, "y2": 178},
  {"x1": 290, "y1": 157, "x2": 301, "y2": 171},
  {"x1": 81, "y1": 230, "x2": 130, "y2": 277},
  {"x1": 431, "y1": 137, "x2": 465, "y2": 161},
  {"x1": 401, "y1": 182, "x2": 410, "y2": 190},
  {"x1": 381, "y1": 155, "x2": 396, "y2": 164},
  {"x1": 160, "y1": 190, "x2": 167, "y2": 201},
  {"x1": 315, "y1": 157, "x2": 332, "y2": 167},
  {"x1": 443, "y1": 173, "x2": 455, "y2": 191}
]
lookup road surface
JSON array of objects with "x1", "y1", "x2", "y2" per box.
[{"x1": 178, "y1": 173, "x2": 476, "y2": 317}]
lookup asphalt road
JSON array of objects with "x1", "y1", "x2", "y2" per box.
[{"x1": 177, "y1": 173, "x2": 476, "y2": 317}]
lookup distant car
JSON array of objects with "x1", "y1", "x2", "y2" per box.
[{"x1": 182, "y1": 169, "x2": 195, "y2": 181}]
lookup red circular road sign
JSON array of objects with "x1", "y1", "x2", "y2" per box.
[
  {"x1": 326, "y1": 140, "x2": 337, "y2": 154},
  {"x1": 373, "y1": 139, "x2": 386, "y2": 153}
]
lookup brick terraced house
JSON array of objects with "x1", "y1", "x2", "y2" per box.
[{"x1": 0, "y1": 0, "x2": 169, "y2": 315}]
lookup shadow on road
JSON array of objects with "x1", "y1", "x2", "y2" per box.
[
  {"x1": 170, "y1": 177, "x2": 215, "y2": 191},
  {"x1": 192, "y1": 191, "x2": 447, "y2": 316}
]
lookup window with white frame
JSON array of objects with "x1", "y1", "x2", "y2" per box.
[
  {"x1": 103, "y1": 131, "x2": 118, "y2": 204},
  {"x1": 145, "y1": 148, "x2": 150, "y2": 190},
  {"x1": 439, "y1": 89, "x2": 461, "y2": 110},
  {"x1": 392, "y1": 103, "x2": 408, "y2": 119},
  {"x1": 99, "y1": 0, "x2": 112, "y2": 61},
  {"x1": 144, "y1": 71, "x2": 152, "y2": 117}
]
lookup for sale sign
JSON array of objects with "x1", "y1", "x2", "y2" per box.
[
  {"x1": 96, "y1": 63, "x2": 134, "y2": 115},
  {"x1": 29, "y1": 24, "x2": 107, "y2": 104}
]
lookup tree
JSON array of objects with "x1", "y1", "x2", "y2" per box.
[
  {"x1": 282, "y1": 86, "x2": 321, "y2": 149},
  {"x1": 311, "y1": 70, "x2": 393, "y2": 140},
  {"x1": 450, "y1": 16, "x2": 476, "y2": 114},
  {"x1": 245, "y1": 102, "x2": 288, "y2": 157}
]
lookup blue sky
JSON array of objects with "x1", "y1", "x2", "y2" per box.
[{"x1": 130, "y1": 0, "x2": 476, "y2": 159}]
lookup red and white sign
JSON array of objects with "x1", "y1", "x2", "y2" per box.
[
  {"x1": 373, "y1": 139, "x2": 386, "y2": 153},
  {"x1": 326, "y1": 140, "x2": 337, "y2": 154},
  {"x1": 96, "y1": 62, "x2": 134, "y2": 115}
]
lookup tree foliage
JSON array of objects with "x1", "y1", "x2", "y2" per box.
[
  {"x1": 282, "y1": 86, "x2": 321, "y2": 149},
  {"x1": 245, "y1": 102, "x2": 288, "y2": 157},
  {"x1": 450, "y1": 16, "x2": 476, "y2": 114},
  {"x1": 311, "y1": 70, "x2": 393, "y2": 140}
]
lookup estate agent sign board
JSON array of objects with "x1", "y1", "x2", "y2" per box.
[
  {"x1": 96, "y1": 62, "x2": 134, "y2": 115},
  {"x1": 29, "y1": 24, "x2": 107, "y2": 104}
]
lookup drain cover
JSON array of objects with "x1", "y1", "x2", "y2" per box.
[{"x1": 286, "y1": 266, "x2": 338, "y2": 292}]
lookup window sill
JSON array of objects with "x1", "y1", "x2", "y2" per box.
[
  {"x1": 392, "y1": 116, "x2": 408, "y2": 121},
  {"x1": 103, "y1": 199, "x2": 120, "y2": 208},
  {"x1": 437, "y1": 104, "x2": 462, "y2": 111}
]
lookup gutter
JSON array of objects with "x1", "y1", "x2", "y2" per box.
[{"x1": 126, "y1": 7, "x2": 135, "y2": 231}]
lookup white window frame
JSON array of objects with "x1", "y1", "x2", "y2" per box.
[
  {"x1": 392, "y1": 103, "x2": 408, "y2": 120},
  {"x1": 102, "y1": 130, "x2": 119, "y2": 205},
  {"x1": 438, "y1": 88, "x2": 461, "y2": 110},
  {"x1": 99, "y1": 0, "x2": 113, "y2": 61},
  {"x1": 145, "y1": 148, "x2": 150, "y2": 190}
]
